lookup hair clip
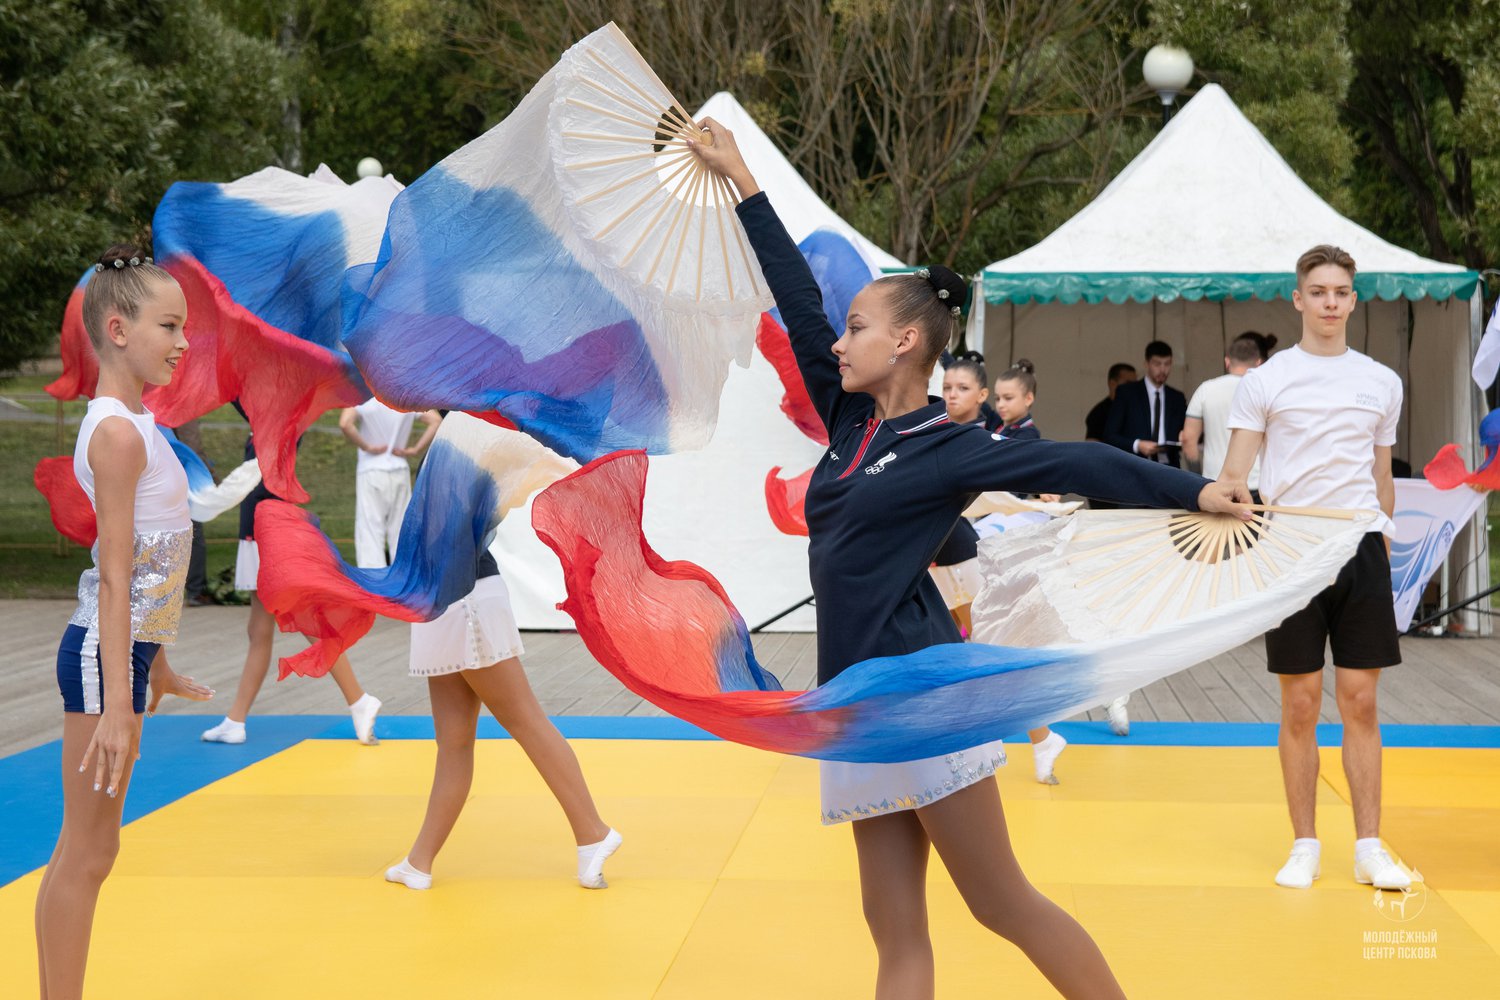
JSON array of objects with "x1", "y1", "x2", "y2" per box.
[
  {"x1": 915, "y1": 267, "x2": 930, "y2": 280},
  {"x1": 112, "y1": 259, "x2": 125, "y2": 269},
  {"x1": 951, "y1": 306, "x2": 962, "y2": 317},
  {"x1": 937, "y1": 288, "x2": 949, "y2": 300}
]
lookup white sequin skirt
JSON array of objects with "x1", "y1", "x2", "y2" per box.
[
  {"x1": 929, "y1": 557, "x2": 983, "y2": 610},
  {"x1": 409, "y1": 575, "x2": 525, "y2": 677},
  {"x1": 819, "y1": 740, "x2": 1007, "y2": 825}
]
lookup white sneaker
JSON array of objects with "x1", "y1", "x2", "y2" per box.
[
  {"x1": 577, "y1": 828, "x2": 623, "y2": 889},
  {"x1": 1355, "y1": 848, "x2": 1412, "y2": 890},
  {"x1": 1032, "y1": 732, "x2": 1066, "y2": 785},
  {"x1": 385, "y1": 857, "x2": 432, "y2": 891},
  {"x1": 1105, "y1": 695, "x2": 1130, "y2": 737},
  {"x1": 201, "y1": 717, "x2": 246, "y2": 744},
  {"x1": 1275, "y1": 846, "x2": 1321, "y2": 889},
  {"x1": 350, "y1": 694, "x2": 381, "y2": 745}
]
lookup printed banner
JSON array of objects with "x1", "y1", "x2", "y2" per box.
[{"x1": 1391, "y1": 478, "x2": 1485, "y2": 630}]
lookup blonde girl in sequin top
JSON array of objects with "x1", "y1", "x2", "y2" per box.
[{"x1": 35, "y1": 244, "x2": 209, "y2": 1000}]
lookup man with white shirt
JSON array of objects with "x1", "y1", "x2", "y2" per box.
[
  {"x1": 1220, "y1": 244, "x2": 1410, "y2": 893},
  {"x1": 1182, "y1": 332, "x2": 1273, "y2": 482},
  {"x1": 339, "y1": 399, "x2": 441, "y2": 568}
]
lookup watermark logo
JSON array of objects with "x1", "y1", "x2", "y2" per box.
[{"x1": 1372, "y1": 868, "x2": 1427, "y2": 923}]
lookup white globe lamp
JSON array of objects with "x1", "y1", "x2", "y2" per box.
[
  {"x1": 355, "y1": 157, "x2": 384, "y2": 179},
  {"x1": 1142, "y1": 45, "x2": 1194, "y2": 124}
]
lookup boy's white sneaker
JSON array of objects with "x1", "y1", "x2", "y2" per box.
[
  {"x1": 1274, "y1": 845, "x2": 1321, "y2": 889},
  {"x1": 1354, "y1": 848, "x2": 1412, "y2": 891}
]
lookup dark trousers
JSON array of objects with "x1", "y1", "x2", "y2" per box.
[{"x1": 186, "y1": 521, "x2": 207, "y2": 599}]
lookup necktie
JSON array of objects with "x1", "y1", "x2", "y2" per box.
[{"x1": 1151, "y1": 387, "x2": 1162, "y2": 442}]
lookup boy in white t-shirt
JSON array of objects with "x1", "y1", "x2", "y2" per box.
[
  {"x1": 1182, "y1": 331, "x2": 1273, "y2": 484},
  {"x1": 1221, "y1": 245, "x2": 1411, "y2": 893},
  {"x1": 339, "y1": 399, "x2": 442, "y2": 568}
]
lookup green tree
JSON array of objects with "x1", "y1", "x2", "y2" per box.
[
  {"x1": 0, "y1": 0, "x2": 287, "y2": 374},
  {"x1": 1143, "y1": 0, "x2": 1356, "y2": 208},
  {"x1": 1343, "y1": 0, "x2": 1499, "y2": 272}
]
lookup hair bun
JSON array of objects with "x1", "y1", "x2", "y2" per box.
[
  {"x1": 1012, "y1": 357, "x2": 1035, "y2": 374},
  {"x1": 923, "y1": 264, "x2": 969, "y2": 312},
  {"x1": 1263, "y1": 333, "x2": 1278, "y2": 351},
  {"x1": 95, "y1": 243, "x2": 154, "y2": 272}
]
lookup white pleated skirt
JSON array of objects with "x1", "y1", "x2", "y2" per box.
[
  {"x1": 409, "y1": 575, "x2": 525, "y2": 677},
  {"x1": 234, "y1": 539, "x2": 259, "y2": 592},
  {"x1": 819, "y1": 740, "x2": 1007, "y2": 825}
]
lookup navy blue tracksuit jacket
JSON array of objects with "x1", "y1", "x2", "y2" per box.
[{"x1": 736, "y1": 194, "x2": 1209, "y2": 684}]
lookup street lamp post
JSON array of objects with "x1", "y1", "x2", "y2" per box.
[{"x1": 1143, "y1": 45, "x2": 1195, "y2": 126}]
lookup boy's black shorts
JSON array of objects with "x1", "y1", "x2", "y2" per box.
[{"x1": 1265, "y1": 532, "x2": 1401, "y2": 674}]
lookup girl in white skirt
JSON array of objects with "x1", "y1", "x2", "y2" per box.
[
  {"x1": 692, "y1": 124, "x2": 1243, "y2": 999},
  {"x1": 384, "y1": 551, "x2": 620, "y2": 890}
]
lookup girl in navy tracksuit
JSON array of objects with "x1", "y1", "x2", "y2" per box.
[{"x1": 692, "y1": 121, "x2": 1244, "y2": 998}]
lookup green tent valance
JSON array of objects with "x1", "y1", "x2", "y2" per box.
[{"x1": 980, "y1": 271, "x2": 1480, "y2": 306}]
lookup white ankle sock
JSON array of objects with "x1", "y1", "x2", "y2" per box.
[
  {"x1": 385, "y1": 857, "x2": 432, "y2": 890},
  {"x1": 1292, "y1": 837, "x2": 1321, "y2": 856},
  {"x1": 577, "y1": 828, "x2": 623, "y2": 889},
  {"x1": 1354, "y1": 837, "x2": 1383, "y2": 859}
]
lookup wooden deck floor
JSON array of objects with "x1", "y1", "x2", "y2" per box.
[{"x1": 3, "y1": 599, "x2": 1498, "y2": 758}]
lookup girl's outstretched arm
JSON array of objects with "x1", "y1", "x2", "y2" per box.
[{"x1": 691, "y1": 119, "x2": 851, "y2": 436}]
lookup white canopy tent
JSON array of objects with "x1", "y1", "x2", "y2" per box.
[
  {"x1": 493, "y1": 92, "x2": 902, "y2": 630},
  {"x1": 973, "y1": 83, "x2": 1488, "y2": 629}
]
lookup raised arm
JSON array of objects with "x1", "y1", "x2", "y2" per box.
[
  {"x1": 939, "y1": 429, "x2": 1249, "y2": 515},
  {"x1": 691, "y1": 120, "x2": 849, "y2": 435}
]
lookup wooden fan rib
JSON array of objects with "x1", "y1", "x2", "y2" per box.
[
  {"x1": 1248, "y1": 513, "x2": 1322, "y2": 546},
  {"x1": 1248, "y1": 516, "x2": 1304, "y2": 561},
  {"x1": 563, "y1": 97, "x2": 692, "y2": 141},
  {"x1": 664, "y1": 165, "x2": 707, "y2": 293},
  {"x1": 586, "y1": 52, "x2": 698, "y2": 146},
  {"x1": 1101, "y1": 548, "x2": 1180, "y2": 620},
  {"x1": 1065, "y1": 526, "x2": 1170, "y2": 565},
  {"x1": 621, "y1": 156, "x2": 701, "y2": 267},
  {"x1": 1141, "y1": 554, "x2": 1197, "y2": 631},
  {"x1": 1247, "y1": 503, "x2": 1362, "y2": 520},
  {"x1": 567, "y1": 148, "x2": 693, "y2": 171},
  {"x1": 575, "y1": 76, "x2": 695, "y2": 138},
  {"x1": 1233, "y1": 522, "x2": 1266, "y2": 590},
  {"x1": 711, "y1": 183, "x2": 735, "y2": 301},
  {"x1": 708, "y1": 171, "x2": 763, "y2": 297},
  {"x1": 1085, "y1": 541, "x2": 1180, "y2": 608},
  {"x1": 576, "y1": 150, "x2": 692, "y2": 206},
  {"x1": 694, "y1": 172, "x2": 710, "y2": 301},
  {"x1": 594, "y1": 153, "x2": 698, "y2": 243},
  {"x1": 647, "y1": 162, "x2": 703, "y2": 285},
  {"x1": 561, "y1": 130, "x2": 694, "y2": 148}
]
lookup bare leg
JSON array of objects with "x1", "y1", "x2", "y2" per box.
[
  {"x1": 326, "y1": 653, "x2": 366, "y2": 706},
  {"x1": 1334, "y1": 667, "x2": 1383, "y2": 839},
  {"x1": 918, "y1": 778, "x2": 1126, "y2": 999},
  {"x1": 1028, "y1": 727, "x2": 1050, "y2": 744},
  {"x1": 224, "y1": 594, "x2": 275, "y2": 721},
  {"x1": 852, "y1": 811, "x2": 935, "y2": 1000},
  {"x1": 949, "y1": 602, "x2": 972, "y2": 636},
  {"x1": 35, "y1": 713, "x2": 139, "y2": 1000},
  {"x1": 1278, "y1": 672, "x2": 1324, "y2": 839},
  {"x1": 406, "y1": 674, "x2": 482, "y2": 872},
  {"x1": 463, "y1": 659, "x2": 609, "y2": 845}
]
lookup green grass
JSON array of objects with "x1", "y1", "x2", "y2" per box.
[{"x1": 0, "y1": 374, "x2": 379, "y2": 597}]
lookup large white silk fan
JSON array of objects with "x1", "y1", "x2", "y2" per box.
[
  {"x1": 972, "y1": 505, "x2": 1377, "y2": 649},
  {"x1": 550, "y1": 25, "x2": 768, "y2": 316}
]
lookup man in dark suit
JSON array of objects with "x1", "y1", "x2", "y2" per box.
[{"x1": 1105, "y1": 340, "x2": 1187, "y2": 468}]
